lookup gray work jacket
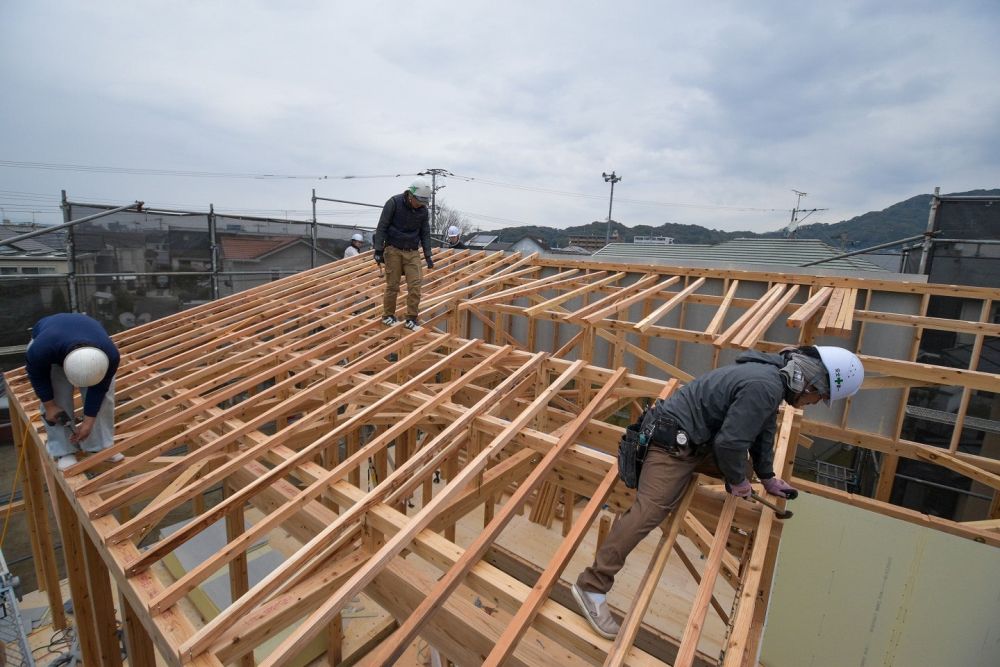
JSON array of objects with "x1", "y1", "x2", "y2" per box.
[{"x1": 649, "y1": 351, "x2": 786, "y2": 484}]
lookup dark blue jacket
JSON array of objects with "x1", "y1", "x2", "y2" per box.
[
  {"x1": 26, "y1": 313, "x2": 120, "y2": 417},
  {"x1": 649, "y1": 350, "x2": 785, "y2": 484},
  {"x1": 373, "y1": 193, "x2": 432, "y2": 256}
]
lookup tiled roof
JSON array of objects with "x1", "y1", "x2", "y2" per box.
[
  {"x1": 0, "y1": 227, "x2": 66, "y2": 256},
  {"x1": 220, "y1": 236, "x2": 300, "y2": 260},
  {"x1": 593, "y1": 238, "x2": 888, "y2": 272}
]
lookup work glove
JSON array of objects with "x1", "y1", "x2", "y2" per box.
[
  {"x1": 726, "y1": 479, "x2": 752, "y2": 499},
  {"x1": 762, "y1": 476, "x2": 799, "y2": 500},
  {"x1": 425, "y1": 256, "x2": 434, "y2": 269},
  {"x1": 373, "y1": 250, "x2": 384, "y2": 264}
]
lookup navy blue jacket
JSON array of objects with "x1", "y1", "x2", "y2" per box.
[
  {"x1": 649, "y1": 351, "x2": 785, "y2": 484},
  {"x1": 373, "y1": 193, "x2": 432, "y2": 257},
  {"x1": 26, "y1": 314, "x2": 120, "y2": 417}
]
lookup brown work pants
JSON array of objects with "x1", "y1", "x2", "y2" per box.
[
  {"x1": 381, "y1": 246, "x2": 423, "y2": 321},
  {"x1": 577, "y1": 446, "x2": 711, "y2": 594}
]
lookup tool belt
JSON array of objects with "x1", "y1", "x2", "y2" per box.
[
  {"x1": 641, "y1": 414, "x2": 695, "y2": 459},
  {"x1": 617, "y1": 410, "x2": 697, "y2": 489}
]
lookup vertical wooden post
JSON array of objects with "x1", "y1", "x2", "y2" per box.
[
  {"x1": 82, "y1": 527, "x2": 125, "y2": 667},
  {"x1": 53, "y1": 482, "x2": 101, "y2": 664},
  {"x1": 327, "y1": 613, "x2": 344, "y2": 665},
  {"x1": 119, "y1": 591, "x2": 156, "y2": 666},
  {"x1": 224, "y1": 482, "x2": 253, "y2": 667},
  {"x1": 444, "y1": 452, "x2": 459, "y2": 542},
  {"x1": 561, "y1": 490, "x2": 575, "y2": 537},
  {"x1": 12, "y1": 408, "x2": 66, "y2": 629},
  {"x1": 11, "y1": 416, "x2": 46, "y2": 590},
  {"x1": 347, "y1": 429, "x2": 361, "y2": 487}
]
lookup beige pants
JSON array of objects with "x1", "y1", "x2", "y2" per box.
[
  {"x1": 382, "y1": 246, "x2": 423, "y2": 321},
  {"x1": 577, "y1": 447, "x2": 712, "y2": 594}
]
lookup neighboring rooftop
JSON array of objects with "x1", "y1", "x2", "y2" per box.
[
  {"x1": 0, "y1": 225, "x2": 66, "y2": 256},
  {"x1": 593, "y1": 237, "x2": 889, "y2": 272}
]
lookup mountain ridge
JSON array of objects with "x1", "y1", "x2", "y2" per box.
[{"x1": 489, "y1": 188, "x2": 1000, "y2": 250}]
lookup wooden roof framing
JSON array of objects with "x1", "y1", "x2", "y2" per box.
[{"x1": 5, "y1": 248, "x2": 999, "y2": 666}]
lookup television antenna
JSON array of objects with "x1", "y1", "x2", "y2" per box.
[{"x1": 784, "y1": 189, "x2": 826, "y2": 238}]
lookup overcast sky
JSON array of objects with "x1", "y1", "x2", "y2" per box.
[{"x1": 2, "y1": 1, "x2": 998, "y2": 234}]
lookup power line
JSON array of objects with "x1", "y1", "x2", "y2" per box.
[
  {"x1": 450, "y1": 172, "x2": 787, "y2": 213},
  {"x1": 0, "y1": 160, "x2": 415, "y2": 181}
]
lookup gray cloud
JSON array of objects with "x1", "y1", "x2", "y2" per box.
[{"x1": 1, "y1": 1, "x2": 997, "y2": 233}]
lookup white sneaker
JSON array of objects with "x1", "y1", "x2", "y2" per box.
[
  {"x1": 381, "y1": 315, "x2": 397, "y2": 326},
  {"x1": 56, "y1": 454, "x2": 78, "y2": 471},
  {"x1": 571, "y1": 583, "x2": 620, "y2": 639},
  {"x1": 109, "y1": 452, "x2": 125, "y2": 463}
]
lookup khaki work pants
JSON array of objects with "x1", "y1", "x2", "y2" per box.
[
  {"x1": 382, "y1": 246, "x2": 423, "y2": 321},
  {"x1": 577, "y1": 446, "x2": 711, "y2": 594}
]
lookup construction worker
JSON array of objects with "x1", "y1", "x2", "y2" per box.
[
  {"x1": 443, "y1": 225, "x2": 466, "y2": 249},
  {"x1": 373, "y1": 178, "x2": 434, "y2": 331},
  {"x1": 25, "y1": 313, "x2": 123, "y2": 471},
  {"x1": 572, "y1": 345, "x2": 864, "y2": 639},
  {"x1": 343, "y1": 232, "x2": 365, "y2": 258}
]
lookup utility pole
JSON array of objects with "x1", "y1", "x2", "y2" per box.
[
  {"x1": 602, "y1": 171, "x2": 621, "y2": 244},
  {"x1": 420, "y1": 168, "x2": 451, "y2": 234}
]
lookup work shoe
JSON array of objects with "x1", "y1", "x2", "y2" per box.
[
  {"x1": 381, "y1": 315, "x2": 397, "y2": 326},
  {"x1": 56, "y1": 454, "x2": 78, "y2": 472},
  {"x1": 403, "y1": 318, "x2": 420, "y2": 331},
  {"x1": 571, "y1": 583, "x2": 620, "y2": 639}
]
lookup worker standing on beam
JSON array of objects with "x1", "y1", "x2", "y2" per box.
[
  {"x1": 25, "y1": 313, "x2": 123, "y2": 471},
  {"x1": 373, "y1": 178, "x2": 434, "y2": 331},
  {"x1": 572, "y1": 345, "x2": 864, "y2": 639}
]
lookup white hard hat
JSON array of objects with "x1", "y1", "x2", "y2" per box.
[
  {"x1": 408, "y1": 178, "x2": 432, "y2": 203},
  {"x1": 64, "y1": 346, "x2": 109, "y2": 387},
  {"x1": 351, "y1": 233, "x2": 364, "y2": 242},
  {"x1": 815, "y1": 346, "x2": 864, "y2": 402},
  {"x1": 446, "y1": 226, "x2": 460, "y2": 238}
]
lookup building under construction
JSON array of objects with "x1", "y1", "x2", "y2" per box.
[{"x1": 2, "y1": 196, "x2": 999, "y2": 666}]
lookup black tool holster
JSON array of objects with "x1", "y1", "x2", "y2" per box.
[{"x1": 641, "y1": 413, "x2": 694, "y2": 459}]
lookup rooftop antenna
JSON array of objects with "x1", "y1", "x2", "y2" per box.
[{"x1": 784, "y1": 189, "x2": 826, "y2": 238}]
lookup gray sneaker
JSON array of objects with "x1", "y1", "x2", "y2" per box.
[{"x1": 571, "y1": 583, "x2": 620, "y2": 639}]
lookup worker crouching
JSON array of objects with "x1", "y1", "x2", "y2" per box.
[
  {"x1": 573, "y1": 345, "x2": 864, "y2": 638},
  {"x1": 26, "y1": 313, "x2": 123, "y2": 471}
]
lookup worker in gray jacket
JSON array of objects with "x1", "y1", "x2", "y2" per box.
[{"x1": 573, "y1": 345, "x2": 864, "y2": 639}]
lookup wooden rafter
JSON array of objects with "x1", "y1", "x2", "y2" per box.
[{"x1": 4, "y1": 248, "x2": 998, "y2": 667}]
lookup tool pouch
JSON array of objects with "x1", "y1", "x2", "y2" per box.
[
  {"x1": 642, "y1": 414, "x2": 694, "y2": 459},
  {"x1": 617, "y1": 422, "x2": 648, "y2": 489}
]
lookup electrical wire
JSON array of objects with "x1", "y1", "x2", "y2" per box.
[
  {"x1": 0, "y1": 160, "x2": 417, "y2": 181},
  {"x1": 450, "y1": 172, "x2": 788, "y2": 213}
]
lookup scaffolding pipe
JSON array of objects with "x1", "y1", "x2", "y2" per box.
[
  {"x1": 799, "y1": 232, "x2": 936, "y2": 267},
  {"x1": 918, "y1": 186, "x2": 941, "y2": 275},
  {"x1": 311, "y1": 188, "x2": 317, "y2": 268},
  {"x1": 0, "y1": 200, "x2": 143, "y2": 248},
  {"x1": 209, "y1": 204, "x2": 219, "y2": 300}
]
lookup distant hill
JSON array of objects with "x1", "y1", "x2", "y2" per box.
[{"x1": 491, "y1": 189, "x2": 1000, "y2": 251}]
